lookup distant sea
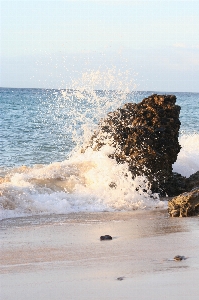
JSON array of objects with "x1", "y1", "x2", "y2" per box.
[{"x1": 0, "y1": 88, "x2": 199, "y2": 220}]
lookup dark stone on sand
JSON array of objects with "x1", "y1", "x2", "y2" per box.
[
  {"x1": 174, "y1": 255, "x2": 186, "y2": 261},
  {"x1": 86, "y1": 94, "x2": 181, "y2": 196},
  {"x1": 117, "y1": 277, "x2": 125, "y2": 281},
  {"x1": 100, "y1": 235, "x2": 112, "y2": 240},
  {"x1": 168, "y1": 188, "x2": 199, "y2": 217}
]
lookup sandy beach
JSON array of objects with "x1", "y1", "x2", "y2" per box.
[{"x1": 1, "y1": 209, "x2": 199, "y2": 300}]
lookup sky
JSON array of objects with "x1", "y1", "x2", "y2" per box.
[{"x1": 1, "y1": 0, "x2": 199, "y2": 92}]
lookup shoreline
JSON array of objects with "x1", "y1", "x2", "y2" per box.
[{"x1": 1, "y1": 210, "x2": 199, "y2": 299}]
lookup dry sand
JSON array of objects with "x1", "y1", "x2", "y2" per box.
[{"x1": 1, "y1": 210, "x2": 199, "y2": 300}]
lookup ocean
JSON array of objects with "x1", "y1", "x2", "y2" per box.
[{"x1": 0, "y1": 87, "x2": 199, "y2": 220}]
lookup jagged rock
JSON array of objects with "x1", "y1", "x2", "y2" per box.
[
  {"x1": 168, "y1": 188, "x2": 199, "y2": 217},
  {"x1": 87, "y1": 94, "x2": 181, "y2": 195}
]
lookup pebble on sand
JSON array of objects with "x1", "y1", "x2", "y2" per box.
[
  {"x1": 117, "y1": 277, "x2": 125, "y2": 281},
  {"x1": 100, "y1": 235, "x2": 112, "y2": 240},
  {"x1": 174, "y1": 255, "x2": 186, "y2": 261}
]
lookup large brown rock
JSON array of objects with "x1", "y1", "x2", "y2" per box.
[
  {"x1": 168, "y1": 188, "x2": 199, "y2": 217},
  {"x1": 87, "y1": 94, "x2": 181, "y2": 195}
]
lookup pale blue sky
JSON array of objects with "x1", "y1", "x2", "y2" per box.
[{"x1": 1, "y1": 0, "x2": 199, "y2": 91}]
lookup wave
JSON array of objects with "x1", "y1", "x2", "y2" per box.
[
  {"x1": 0, "y1": 144, "x2": 165, "y2": 220},
  {"x1": 1, "y1": 133, "x2": 198, "y2": 220},
  {"x1": 1, "y1": 71, "x2": 198, "y2": 220}
]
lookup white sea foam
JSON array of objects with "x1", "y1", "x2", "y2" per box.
[
  {"x1": 2, "y1": 133, "x2": 198, "y2": 220},
  {"x1": 173, "y1": 133, "x2": 199, "y2": 177},
  {"x1": 0, "y1": 145, "x2": 164, "y2": 220}
]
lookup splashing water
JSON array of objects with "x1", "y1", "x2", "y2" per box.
[
  {"x1": 173, "y1": 133, "x2": 199, "y2": 177},
  {"x1": 0, "y1": 144, "x2": 163, "y2": 220},
  {"x1": 61, "y1": 68, "x2": 137, "y2": 148},
  {"x1": 0, "y1": 69, "x2": 171, "y2": 220}
]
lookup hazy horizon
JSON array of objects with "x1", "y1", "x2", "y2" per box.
[
  {"x1": 1, "y1": 87, "x2": 198, "y2": 94},
  {"x1": 1, "y1": 0, "x2": 199, "y2": 92}
]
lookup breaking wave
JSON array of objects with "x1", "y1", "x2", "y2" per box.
[{"x1": 0, "y1": 70, "x2": 197, "y2": 220}]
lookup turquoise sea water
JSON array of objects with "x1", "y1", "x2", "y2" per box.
[{"x1": 0, "y1": 88, "x2": 199, "y2": 219}]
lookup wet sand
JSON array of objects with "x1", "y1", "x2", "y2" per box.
[{"x1": 1, "y1": 210, "x2": 199, "y2": 300}]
